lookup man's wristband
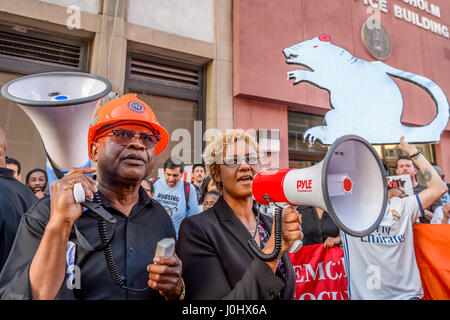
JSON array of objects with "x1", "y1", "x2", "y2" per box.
[
  {"x1": 410, "y1": 151, "x2": 421, "y2": 159},
  {"x1": 165, "y1": 278, "x2": 185, "y2": 301},
  {"x1": 178, "y1": 278, "x2": 185, "y2": 300}
]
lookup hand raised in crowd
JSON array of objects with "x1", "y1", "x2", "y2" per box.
[
  {"x1": 262, "y1": 206, "x2": 303, "y2": 271},
  {"x1": 49, "y1": 167, "x2": 97, "y2": 228},
  {"x1": 423, "y1": 209, "x2": 434, "y2": 221},
  {"x1": 324, "y1": 236, "x2": 341, "y2": 248},
  {"x1": 398, "y1": 136, "x2": 418, "y2": 156},
  {"x1": 147, "y1": 253, "x2": 184, "y2": 300}
]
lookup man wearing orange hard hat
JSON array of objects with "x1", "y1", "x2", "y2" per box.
[
  {"x1": 0, "y1": 94, "x2": 185, "y2": 300},
  {"x1": 88, "y1": 93, "x2": 170, "y2": 158}
]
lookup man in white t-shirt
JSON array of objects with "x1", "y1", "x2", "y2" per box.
[
  {"x1": 430, "y1": 202, "x2": 450, "y2": 224},
  {"x1": 342, "y1": 137, "x2": 448, "y2": 300}
]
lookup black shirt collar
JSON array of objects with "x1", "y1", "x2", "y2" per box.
[
  {"x1": 90, "y1": 186, "x2": 153, "y2": 219},
  {"x1": 0, "y1": 167, "x2": 16, "y2": 179}
]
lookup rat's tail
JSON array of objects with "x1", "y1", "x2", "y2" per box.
[{"x1": 378, "y1": 62, "x2": 449, "y2": 143}]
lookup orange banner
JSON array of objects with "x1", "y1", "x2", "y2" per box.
[{"x1": 413, "y1": 224, "x2": 450, "y2": 300}]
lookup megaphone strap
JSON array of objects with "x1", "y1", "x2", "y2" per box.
[{"x1": 73, "y1": 216, "x2": 117, "y2": 252}]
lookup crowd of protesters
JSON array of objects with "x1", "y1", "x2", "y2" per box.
[{"x1": 0, "y1": 94, "x2": 449, "y2": 301}]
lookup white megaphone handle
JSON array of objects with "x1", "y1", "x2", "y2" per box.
[
  {"x1": 289, "y1": 239, "x2": 303, "y2": 253},
  {"x1": 73, "y1": 183, "x2": 86, "y2": 203},
  {"x1": 268, "y1": 202, "x2": 303, "y2": 253}
]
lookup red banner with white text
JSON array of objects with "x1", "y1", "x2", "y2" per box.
[{"x1": 289, "y1": 244, "x2": 348, "y2": 300}]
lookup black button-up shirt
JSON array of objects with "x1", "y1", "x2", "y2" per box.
[{"x1": 0, "y1": 187, "x2": 176, "y2": 300}]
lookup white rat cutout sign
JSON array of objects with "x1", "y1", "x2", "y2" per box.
[{"x1": 283, "y1": 34, "x2": 449, "y2": 145}]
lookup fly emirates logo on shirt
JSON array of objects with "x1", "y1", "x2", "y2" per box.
[{"x1": 360, "y1": 225, "x2": 405, "y2": 245}]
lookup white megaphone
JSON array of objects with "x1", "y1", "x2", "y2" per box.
[
  {"x1": 1, "y1": 72, "x2": 112, "y2": 202},
  {"x1": 251, "y1": 135, "x2": 387, "y2": 261}
]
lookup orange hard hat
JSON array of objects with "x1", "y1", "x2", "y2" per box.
[{"x1": 88, "y1": 93, "x2": 169, "y2": 159}]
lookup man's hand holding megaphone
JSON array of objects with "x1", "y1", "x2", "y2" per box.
[
  {"x1": 30, "y1": 167, "x2": 97, "y2": 299},
  {"x1": 48, "y1": 167, "x2": 97, "y2": 230},
  {"x1": 261, "y1": 206, "x2": 303, "y2": 272}
]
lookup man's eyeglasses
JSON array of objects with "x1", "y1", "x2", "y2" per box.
[
  {"x1": 222, "y1": 154, "x2": 260, "y2": 168},
  {"x1": 103, "y1": 129, "x2": 161, "y2": 149}
]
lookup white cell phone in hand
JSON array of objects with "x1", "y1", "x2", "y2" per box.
[{"x1": 155, "y1": 238, "x2": 175, "y2": 257}]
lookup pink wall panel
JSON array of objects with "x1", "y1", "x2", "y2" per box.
[
  {"x1": 233, "y1": 0, "x2": 305, "y2": 104},
  {"x1": 234, "y1": 97, "x2": 289, "y2": 169}
]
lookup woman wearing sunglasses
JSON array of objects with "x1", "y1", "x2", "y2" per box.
[{"x1": 176, "y1": 129, "x2": 302, "y2": 300}]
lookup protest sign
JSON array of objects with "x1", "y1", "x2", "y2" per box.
[
  {"x1": 387, "y1": 174, "x2": 413, "y2": 195},
  {"x1": 289, "y1": 244, "x2": 348, "y2": 300}
]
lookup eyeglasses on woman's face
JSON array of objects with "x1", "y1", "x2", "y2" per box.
[{"x1": 222, "y1": 153, "x2": 260, "y2": 168}]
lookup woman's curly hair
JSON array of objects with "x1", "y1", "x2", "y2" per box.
[{"x1": 203, "y1": 129, "x2": 262, "y2": 192}]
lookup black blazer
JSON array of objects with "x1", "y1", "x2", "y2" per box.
[{"x1": 177, "y1": 196, "x2": 295, "y2": 300}]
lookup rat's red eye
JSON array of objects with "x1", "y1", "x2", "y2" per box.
[
  {"x1": 314, "y1": 45, "x2": 319, "y2": 48},
  {"x1": 318, "y1": 34, "x2": 331, "y2": 42}
]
